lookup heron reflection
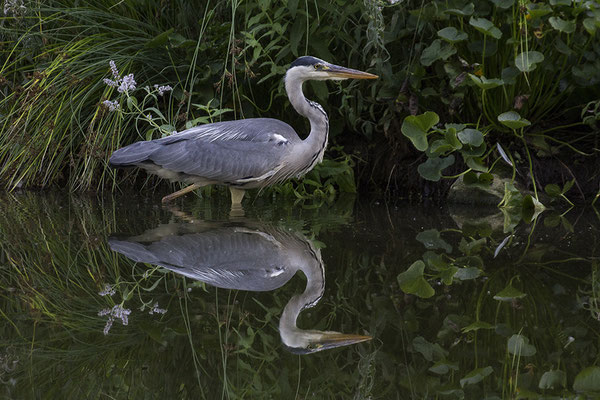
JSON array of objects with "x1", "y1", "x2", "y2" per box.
[{"x1": 108, "y1": 221, "x2": 370, "y2": 353}]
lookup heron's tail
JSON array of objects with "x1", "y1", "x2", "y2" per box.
[
  {"x1": 107, "y1": 238, "x2": 160, "y2": 264},
  {"x1": 108, "y1": 141, "x2": 159, "y2": 167}
]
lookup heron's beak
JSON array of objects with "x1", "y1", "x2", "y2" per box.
[
  {"x1": 314, "y1": 332, "x2": 372, "y2": 351},
  {"x1": 325, "y1": 64, "x2": 379, "y2": 80}
]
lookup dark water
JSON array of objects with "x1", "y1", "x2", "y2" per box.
[{"x1": 1, "y1": 190, "x2": 599, "y2": 399}]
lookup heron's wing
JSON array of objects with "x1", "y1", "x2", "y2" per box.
[
  {"x1": 109, "y1": 118, "x2": 299, "y2": 184},
  {"x1": 160, "y1": 118, "x2": 299, "y2": 144},
  {"x1": 108, "y1": 229, "x2": 297, "y2": 291}
]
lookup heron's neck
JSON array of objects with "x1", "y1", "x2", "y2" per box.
[
  {"x1": 285, "y1": 72, "x2": 329, "y2": 170},
  {"x1": 279, "y1": 250, "x2": 325, "y2": 342}
]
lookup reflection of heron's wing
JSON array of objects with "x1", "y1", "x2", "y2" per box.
[{"x1": 108, "y1": 229, "x2": 297, "y2": 291}]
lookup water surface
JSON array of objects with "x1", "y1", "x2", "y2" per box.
[{"x1": 1, "y1": 191, "x2": 599, "y2": 399}]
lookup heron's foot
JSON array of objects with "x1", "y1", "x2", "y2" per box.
[
  {"x1": 161, "y1": 183, "x2": 203, "y2": 203},
  {"x1": 229, "y1": 187, "x2": 246, "y2": 205}
]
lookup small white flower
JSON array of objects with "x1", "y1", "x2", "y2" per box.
[
  {"x1": 117, "y1": 73, "x2": 136, "y2": 93},
  {"x1": 109, "y1": 60, "x2": 120, "y2": 80},
  {"x1": 102, "y1": 100, "x2": 120, "y2": 112},
  {"x1": 154, "y1": 84, "x2": 172, "y2": 96}
]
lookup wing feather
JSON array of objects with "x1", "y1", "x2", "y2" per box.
[{"x1": 110, "y1": 118, "x2": 300, "y2": 185}]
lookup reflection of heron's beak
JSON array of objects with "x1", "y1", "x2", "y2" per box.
[
  {"x1": 316, "y1": 332, "x2": 372, "y2": 351},
  {"x1": 326, "y1": 65, "x2": 379, "y2": 80}
]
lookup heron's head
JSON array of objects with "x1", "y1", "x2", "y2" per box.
[
  {"x1": 286, "y1": 56, "x2": 378, "y2": 82},
  {"x1": 281, "y1": 329, "x2": 372, "y2": 354}
]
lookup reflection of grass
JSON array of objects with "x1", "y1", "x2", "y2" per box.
[
  {"x1": 1, "y1": 193, "x2": 599, "y2": 398},
  {"x1": 0, "y1": 192, "x2": 366, "y2": 398}
]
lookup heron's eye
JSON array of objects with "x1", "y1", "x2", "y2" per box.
[{"x1": 314, "y1": 64, "x2": 321, "y2": 70}]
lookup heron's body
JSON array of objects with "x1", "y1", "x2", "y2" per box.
[
  {"x1": 108, "y1": 56, "x2": 377, "y2": 204},
  {"x1": 108, "y1": 220, "x2": 371, "y2": 353}
]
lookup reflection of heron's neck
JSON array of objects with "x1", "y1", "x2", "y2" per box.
[
  {"x1": 279, "y1": 248, "x2": 325, "y2": 343},
  {"x1": 285, "y1": 70, "x2": 329, "y2": 176}
]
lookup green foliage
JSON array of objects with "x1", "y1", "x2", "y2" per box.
[{"x1": 0, "y1": 0, "x2": 598, "y2": 200}]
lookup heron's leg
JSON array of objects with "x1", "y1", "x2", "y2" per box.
[
  {"x1": 161, "y1": 183, "x2": 203, "y2": 203},
  {"x1": 229, "y1": 187, "x2": 246, "y2": 204}
]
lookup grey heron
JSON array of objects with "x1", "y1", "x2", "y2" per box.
[
  {"x1": 108, "y1": 56, "x2": 377, "y2": 204},
  {"x1": 108, "y1": 220, "x2": 371, "y2": 353}
]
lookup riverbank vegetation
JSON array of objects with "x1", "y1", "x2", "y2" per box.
[{"x1": 1, "y1": 0, "x2": 599, "y2": 203}]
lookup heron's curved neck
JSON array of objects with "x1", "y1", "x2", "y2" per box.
[
  {"x1": 285, "y1": 70, "x2": 329, "y2": 168},
  {"x1": 279, "y1": 249, "x2": 325, "y2": 341}
]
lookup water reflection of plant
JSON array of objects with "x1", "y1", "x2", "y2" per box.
[
  {"x1": 0, "y1": 192, "x2": 366, "y2": 398},
  {"x1": 389, "y1": 209, "x2": 600, "y2": 398},
  {"x1": 1, "y1": 193, "x2": 599, "y2": 398}
]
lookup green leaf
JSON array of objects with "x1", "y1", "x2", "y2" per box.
[
  {"x1": 549, "y1": 17, "x2": 576, "y2": 33},
  {"x1": 522, "y1": 194, "x2": 546, "y2": 223},
  {"x1": 469, "y1": 17, "x2": 502, "y2": 39},
  {"x1": 550, "y1": 0, "x2": 571, "y2": 5},
  {"x1": 445, "y1": 3, "x2": 474, "y2": 16},
  {"x1": 583, "y1": 18, "x2": 597, "y2": 35},
  {"x1": 413, "y1": 336, "x2": 448, "y2": 361},
  {"x1": 459, "y1": 237, "x2": 487, "y2": 255},
  {"x1": 457, "y1": 128, "x2": 484, "y2": 146},
  {"x1": 429, "y1": 360, "x2": 459, "y2": 375},
  {"x1": 418, "y1": 156, "x2": 455, "y2": 182},
  {"x1": 126, "y1": 96, "x2": 138, "y2": 111},
  {"x1": 145, "y1": 28, "x2": 175, "y2": 48},
  {"x1": 501, "y1": 66, "x2": 520, "y2": 85},
  {"x1": 573, "y1": 366, "x2": 600, "y2": 392},
  {"x1": 507, "y1": 334, "x2": 537, "y2": 357},
  {"x1": 493, "y1": 284, "x2": 526, "y2": 302},
  {"x1": 469, "y1": 74, "x2": 504, "y2": 90},
  {"x1": 465, "y1": 156, "x2": 488, "y2": 172},
  {"x1": 440, "y1": 266, "x2": 459, "y2": 284},
  {"x1": 527, "y1": 3, "x2": 552, "y2": 19},
  {"x1": 429, "y1": 139, "x2": 455, "y2": 156},
  {"x1": 461, "y1": 142, "x2": 486, "y2": 157},
  {"x1": 416, "y1": 229, "x2": 452, "y2": 253},
  {"x1": 287, "y1": 0, "x2": 299, "y2": 17},
  {"x1": 437, "y1": 27, "x2": 468, "y2": 43},
  {"x1": 423, "y1": 251, "x2": 448, "y2": 269},
  {"x1": 538, "y1": 370, "x2": 566, "y2": 390},
  {"x1": 460, "y1": 366, "x2": 493, "y2": 387},
  {"x1": 515, "y1": 51, "x2": 545, "y2": 72},
  {"x1": 453, "y1": 267, "x2": 481, "y2": 281},
  {"x1": 498, "y1": 111, "x2": 531, "y2": 129},
  {"x1": 444, "y1": 128, "x2": 463, "y2": 149},
  {"x1": 491, "y1": 0, "x2": 514, "y2": 8},
  {"x1": 462, "y1": 321, "x2": 495, "y2": 332},
  {"x1": 289, "y1": 17, "x2": 304, "y2": 57},
  {"x1": 397, "y1": 261, "x2": 435, "y2": 298},
  {"x1": 420, "y1": 39, "x2": 457, "y2": 66},
  {"x1": 401, "y1": 112, "x2": 440, "y2": 151}
]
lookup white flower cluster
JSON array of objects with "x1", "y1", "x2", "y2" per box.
[
  {"x1": 154, "y1": 84, "x2": 172, "y2": 96},
  {"x1": 98, "y1": 304, "x2": 131, "y2": 335},
  {"x1": 102, "y1": 100, "x2": 120, "y2": 112},
  {"x1": 103, "y1": 60, "x2": 136, "y2": 93},
  {"x1": 4, "y1": 0, "x2": 25, "y2": 16}
]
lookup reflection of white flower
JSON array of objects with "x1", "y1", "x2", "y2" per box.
[
  {"x1": 148, "y1": 302, "x2": 167, "y2": 315},
  {"x1": 98, "y1": 304, "x2": 132, "y2": 335},
  {"x1": 98, "y1": 284, "x2": 116, "y2": 296}
]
